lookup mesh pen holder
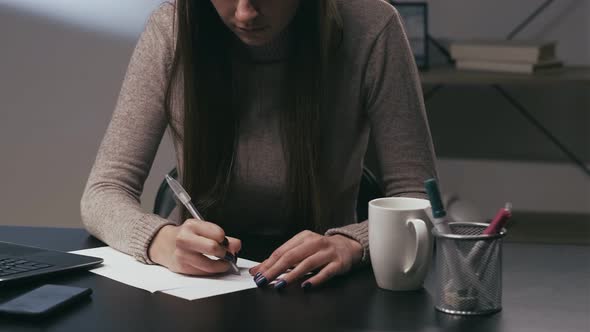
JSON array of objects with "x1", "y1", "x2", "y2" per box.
[{"x1": 433, "y1": 222, "x2": 506, "y2": 315}]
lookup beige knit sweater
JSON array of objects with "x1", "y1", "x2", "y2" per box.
[{"x1": 80, "y1": 0, "x2": 437, "y2": 265}]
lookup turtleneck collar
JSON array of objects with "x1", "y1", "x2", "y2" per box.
[{"x1": 232, "y1": 27, "x2": 291, "y2": 64}]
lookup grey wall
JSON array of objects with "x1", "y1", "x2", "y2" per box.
[
  {"x1": 0, "y1": 0, "x2": 587, "y2": 228},
  {"x1": 0, "y1": 3, "x2": 173, "y2": 228}
]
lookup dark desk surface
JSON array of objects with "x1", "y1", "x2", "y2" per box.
[{"x1": 0, "y1": 226, "x2": 588, "y2": 332}]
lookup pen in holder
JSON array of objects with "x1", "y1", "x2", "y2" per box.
[{"x1": 433, "y1": 222, "x2": 506, "y2": 315}]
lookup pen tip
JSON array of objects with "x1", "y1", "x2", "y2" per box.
[{"x1": 232, "y1": 263, "x2": 241, "y2": 275}]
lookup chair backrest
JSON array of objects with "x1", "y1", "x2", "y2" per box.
[
  {"x1": 355, "y1": 167, "x2": 383, "y2": 221},
  {"x1": 153, "y1": 168, "x2": 178, "y2": 219},
  {"x1": 154, "y1": 167, "x2": 383, "y2": 222}
]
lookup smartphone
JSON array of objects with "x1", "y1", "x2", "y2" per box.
[{"x1": 0, "y1": 284, "x2": 92, "y2": 317}]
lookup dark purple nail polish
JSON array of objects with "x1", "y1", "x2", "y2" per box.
[
  {"x1": 254, "y1": 272, "x2": 262, "y2": 280},
  {"x1": 255, "y1": 276, "x2": 268, "y2": 287},
  {"x1": 274, "y1": 279, "x2": 287, "y2": 290},
  {"x1": 302, "y1": 282, "x2": 312, "y2": 290},
  {"x1": 222, "y1": 237, "x2": 229, "y2": 247},
  {"x1": 224, "y1": 252, "x2": 235, "y2": 262}
]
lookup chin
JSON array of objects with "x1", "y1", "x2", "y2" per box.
[{"x1": 239, "y1": 36, "x2": 273, "y2": 47}]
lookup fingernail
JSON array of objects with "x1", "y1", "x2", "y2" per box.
[
  {"x1": 254, "y1": 272, "x2": 262, "y2": 280},
  {"x1": 222, "y1": 238, "x2": 229, "y2": 247},
  {"x1": 274, "y1": 279, "x2": 287, "y2": 290},
  {"x1": 254, "y1": 273, "x2": 264, "y2": 283},
  {"x1": 224, "y1": 252, "x2": 235, "y2": 262},
  {"x1": 255, "y1": 276, "x2": 268, "y2": 287},
  {"x1": 302, "y1": 282, "x2": 313, "y2": 290}
]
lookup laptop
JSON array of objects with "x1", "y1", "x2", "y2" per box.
[{"x1": 0, "y1": 241, "x2": 103, "y2": 285}]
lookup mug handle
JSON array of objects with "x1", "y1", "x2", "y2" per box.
[{"x1": 404, "y1": 218, "x2": 429, "y2": 274}]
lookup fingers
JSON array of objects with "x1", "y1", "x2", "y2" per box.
[
  {"x1": 171, "y1": 249, "x2": 231, "y2": 275},
  {"x1": 177, "y1": 225, "x2": 227, "y2": 258},
  {"x1": 194, "y1": 235, "x2": 232, "y2": 258},
  {"x1": 226, "y1": 236, "x2": 242, "y2": 256},
  {"x1": 274, "y1": 252, "x2": 329, "y2": 287},
  {"x1": 302, "y1": 262, "x2": 343, "y2": 289},
  {"x1": 158, "y1": 219, "x2": 244, "y2": 277},
  {"x1": 249, "y1": 230, "x2": 313, "y2": 276},
  {"x1": 176, "y1": 219, "x2": 241, "y2": 266},
  {"x1": 255, "y1": 241, "x2": 321, "y2": 287},
  {"x1": 251, "y1": 233, "x2": 357, "y2": 290},
  {"x1": 185, "y1": 219, "x2": 226, "y2": 244}
]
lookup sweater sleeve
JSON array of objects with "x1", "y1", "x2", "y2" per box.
[
  {"x1": 80, "y1": 4, "x2": 179, "y2": 264},
  {"x1": 325, "y1": 9, "x2": 438, "y2": 264}
]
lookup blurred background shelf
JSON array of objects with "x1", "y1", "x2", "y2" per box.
[
  {"x1": 420, "y1": 65, "x2": 590, "y2": 85},
  {"x1": 417, "y1": 65, "x2": 590, "y2": 178}
]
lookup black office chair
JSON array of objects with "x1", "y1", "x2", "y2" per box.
[
  {"x1": 154, "y1": 167, "x2": 383, "y2": 222},
  {"x1": 153, "y1": 168, "x2": 180, "y2": 219}
]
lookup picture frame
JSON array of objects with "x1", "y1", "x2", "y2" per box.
[{"x1": 389, "y1": 2, "x2": 429, "y2": 69}]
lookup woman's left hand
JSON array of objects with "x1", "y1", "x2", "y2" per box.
[{"x1": 248, "y1": 230, "x2": 363, "y2": 289}]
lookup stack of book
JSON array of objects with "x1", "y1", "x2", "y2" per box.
[{"x1": 449, "y1": 40, "x2": 563, "y2": 74}]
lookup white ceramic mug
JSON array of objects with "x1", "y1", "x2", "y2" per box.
[{"x1": 369, "y1": 197, "x2": 433, "y2": 291}]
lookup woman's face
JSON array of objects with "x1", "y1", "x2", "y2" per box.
[{"x1": 210, "y1": 0, "x2": 301, "y2": 46}]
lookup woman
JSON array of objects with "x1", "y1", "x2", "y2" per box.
[{"x1": 81, "y1": 0, "x2": 437, "y2": 290}]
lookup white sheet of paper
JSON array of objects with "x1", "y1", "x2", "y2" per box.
[
  {"x1": 70, "y1": 247, "x2": 259, "y2": 300},
  {"x1": 162, "y1": 275, "x2": 259, "y2": 301}
]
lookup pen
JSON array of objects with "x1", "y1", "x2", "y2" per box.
[
  {"x1": 424, "y1": 178, "x2": 452, "y2": 234},
  {"x1": 424, "y1": 179, "x2": 462, "y2": 283},
  {"x1": 466, "y1": 203, "x2": 512, "y2": 275},
  {"x1": 483, "y1": 202, "x2": 512, "y2": 235},
  {"x1": 165, "y1": 174, "x2": 240, "y2": 275}
]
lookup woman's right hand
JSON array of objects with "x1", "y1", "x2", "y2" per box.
[{"x1": 148, "y1": 219, "x2": 241, "y2": 275}]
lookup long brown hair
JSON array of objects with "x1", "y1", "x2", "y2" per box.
[{"x1": 164, "y1": 1, "x2": 342, "y2": 232}]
